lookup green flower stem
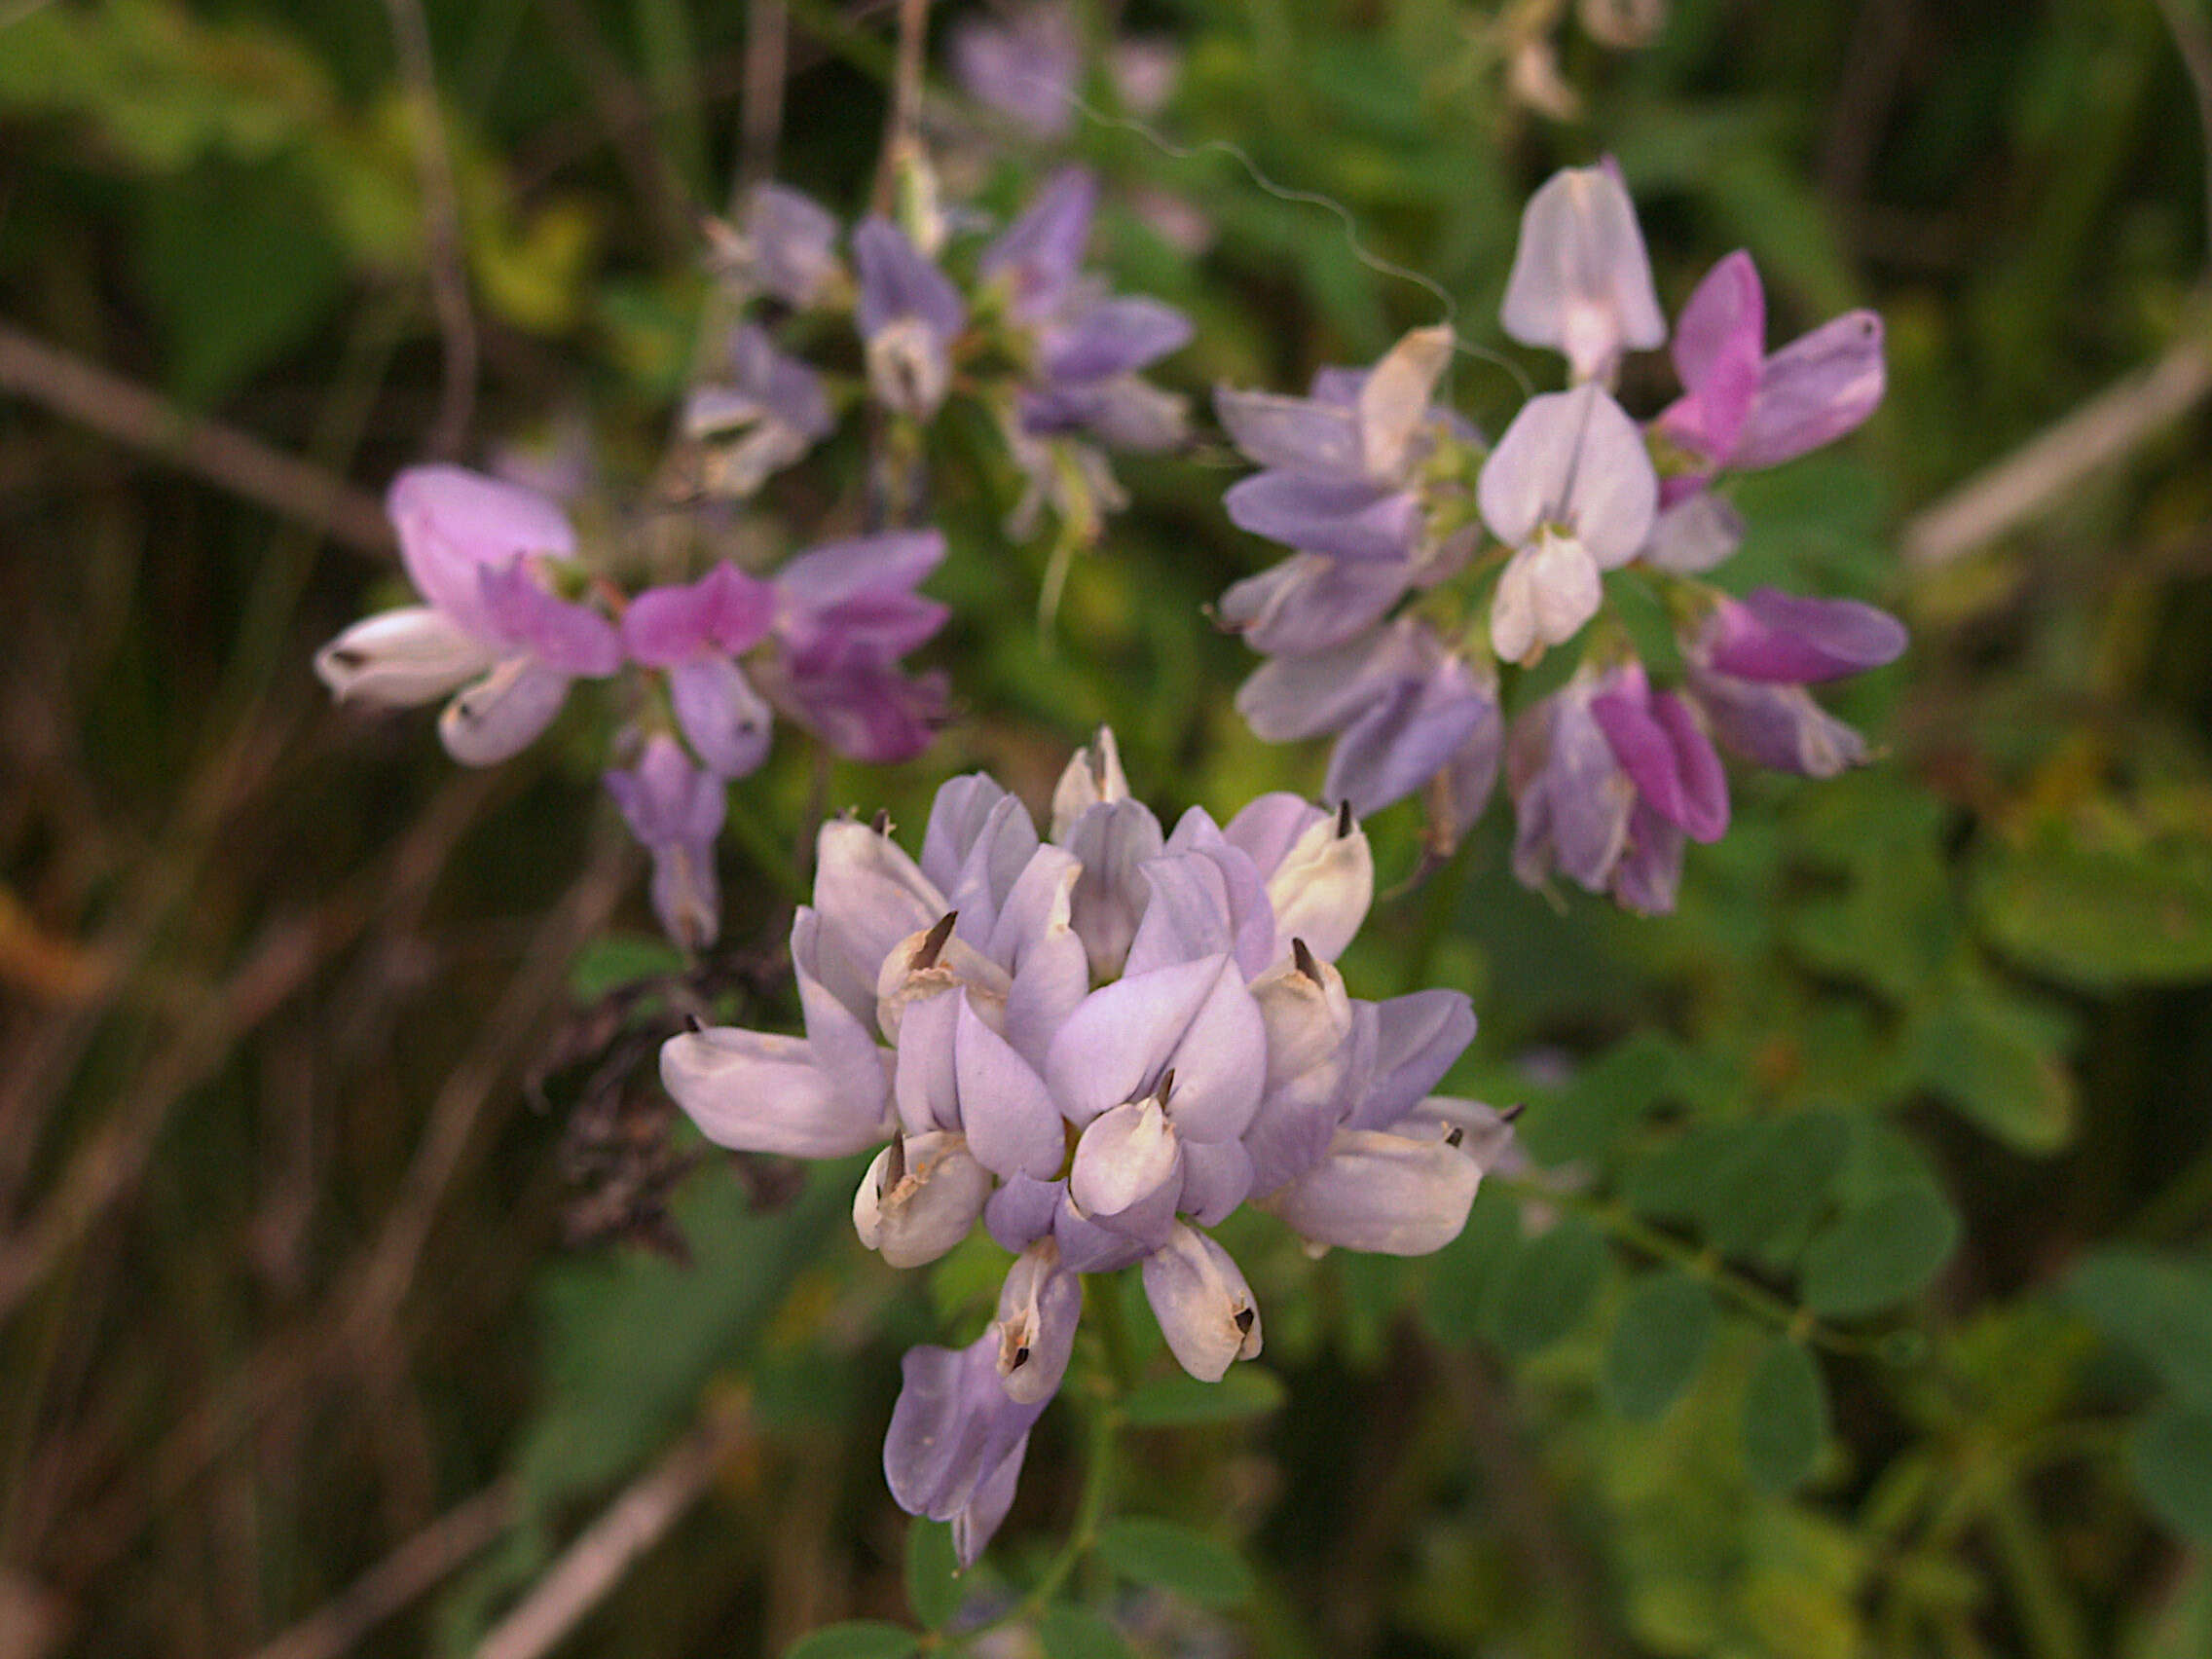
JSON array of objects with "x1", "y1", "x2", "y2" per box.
[
  {"x1": 1982, "y1": 1479, "x2": 2087, "y2": 1659},
  {"x1": 716, "y1": 781, "x2": 807, "y2": 903},
  {"x1": 939, "y1": 1286, "x2": 1129, "y2": 1648},
  {"x1": 1499, "y1": 1179, "x2": 1868, "y2": 1357}
]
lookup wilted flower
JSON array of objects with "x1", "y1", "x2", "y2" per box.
[{"x1": 659, "y1": 732, "x2": 1505, "y2": 1565}]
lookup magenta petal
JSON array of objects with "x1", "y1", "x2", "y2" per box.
[
  {"x1": 670, "y1": 656, "x2": 773, "y2": 778},
  {"x1": 387, "y1": 464, "x2": 575, "y2": 639},
  {"x1": 921, "y1": 774, "x2": 1023, "y2": 902},
  {"x1": 1122, "y1": 845, "x2": 1276, "y2": 982},
  {"x1": 1612, "y1": 801, "x2": 1686, "y2": 914},
  {"x1": 477, "y1": 562, "x2": 620, "y2": 676},
  {"x1": 1178, "y1": 1137, "x2": 1255, "y2": 1226},
  {"x1": 1053, "y1": 1191, "x2": 1152, "y2": 1272},
  {"x1": 1323, "y1": 645, "x2": 1492, "y2": 818},
  {"x1": 1734, "y1": 310, "x2": 1886, "y2": 469},
  {"x1": 1348, "y1": 990, "x2": 1477, "y2": 1131},
  {"x1": 1591, "y1": 678, "x2": 1688, "y2": 823},
  {"x1": 1660, "y1": 250, "x2": 1765, "y2": 462},
  {"x1": 793, "y1": 908, "x2": 893, "y2": 1122},
  {"x1": 1649, "y1": 691, "x2": 1729, "y2": 841},
  {"x1": 1508, "y1": 685, "x2": 1634, "y2": 894},
  {"x1": 1221, "y1": 794, "x2": 1330, "y2": 881},
  {"x1": 1213, "y1": 387, "x2": 1365, "y2": 482},
  {"x1": 1216, "y1": 552, "x2": 1415, "y2": 656},
  {"x1": 853, "y1": 218, "x2": 968, "y2": 342},
  {"x1": 777, "y1": 529, "x2": 946, "y2": 613},
  {"x1": 1710, "y1": 588, "x2": 1908, "y2": 683},
  {"x1": 1264, "y1": 1126, "x2": 1479, "y2": 1255},
  {"x1": 661, "y1": 1026, "x2": 886, "y2": 1156},
  {"x1": 1044, "y1": 954, "x2": 1235, "y2": 1127},
  {"x1": 1043, "y1": 298, "x2": 1194, "y2": 384},
  {"x1": 990, "y1": 848, "x2": 1090, "y2": 1071},
  {"x1": 604, "y1": 733, "x2": 724, "y2": 846},
  {"x1": 951, "y1": 1432, "x2": 1027, "y2": 1570},
  {"x1": 979, "y1": 166, "x2": 1096, "y2": 317},
  {"x1": 893, "y1": 990, "x2": 963, "y2": 1138},
  {"x1": 1225, "y1": 473, "x2": 1423, "y2": 563},
  {"x1": 985, "y1": 1174, "x2": 1063, "y2": 1252},
  {"x1": 1142, "y1": 1225, "x2": 1261, "y2": 1381},
  {"x1": 437, "y1": 659, "x2": 571, "y2": 765},
  {"x1": 1689, "y1": 668, "x2": 1869, "y2": 779},
  {"x1": 622, "y1": 579, "x2": 715, "y2": 665}
]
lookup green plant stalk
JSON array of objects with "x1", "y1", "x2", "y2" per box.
[
  {"x1": 1982, "y1": 1479, "x2": 2086, "y2": 1659},
  {"x1": 1499, "y1": 1179, "x2": 1867, "y2": 1356}
]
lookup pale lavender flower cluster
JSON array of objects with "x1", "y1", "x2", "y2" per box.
[
  {"x1": 710, "y1": 164, "x2": 1192, "y2": 541},
  {"x1": 1217, "y1": 164, "x2": 1904, "y2": 911},
  {"x1": 659, "y1": 730, "x2": 1510, "y2": 1564},
  {"x1": 314, "y1": 465, "x2": 949, "y2": 948}
]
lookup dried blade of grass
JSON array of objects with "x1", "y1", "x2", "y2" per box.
[
  {"x1": 472, "y1": 1406, "x2": 750, "y2": 1659},
  {"x1": 240, "y1": 1480, "x2": 515, "y2": 1659},
  {"x1": 0, "y1": 324, "x2": 392, "y2": 562}
]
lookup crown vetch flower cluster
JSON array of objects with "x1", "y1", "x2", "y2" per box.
[
  {"x1": 659, "y1": 730, "x2": 1511, "y2": 1565},
  {"x1": 1216, "y1": 163, "x2": 1904, "y2": 912},
  {"x1": 314, "y1": 465, "x2": 950, "y2": 947},
  {"x1": 316, "y1": 163, "x2": 1191, "y2": 951},
  {"x1": 710, "y1": 163, "x2": 1191, "y2": 544}
]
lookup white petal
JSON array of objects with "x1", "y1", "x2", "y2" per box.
[
  {"x1": 1142, "y1": 1223, "x2": 1262, "y2": 1382},
  {"x1": 315, "y1": 608, "x2": 496, "y2": 707},
  {"x1": 436, "y1": 658, "x2": 570, "y2": 765}
]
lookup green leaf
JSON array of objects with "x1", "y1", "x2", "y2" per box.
[
  {"x1": 2067, "y1": 1249, "x2": 2212, "y2": 1408},
  {"x1": 2131, "y1": 1405, "x2": 2212, "y2": 1543},
  {"x1": 133, "y1": 158, "x2": 346, "y2": 403},
  {"x1": 1513, "y1": 1032, "x2": 1680, "y2": 1167},
  {"x1": 1122, "y1": 1365, "x2": 1287, "y2": 1428},
  {"x1": 782, "y1": 1621, "x2": 921, "y2": 1659},
  {"x1": 1037, "y1": 1604, "x2": 1136, "y2": 1659},
  {"x1": 1605, "y1": 1272, "x2": 1717, "y2": 1421},
  {"x1": 1624, "y1": 1111, "x2": 1849, "y2": 1258},
  {"x1": 517, "y1": 1162, "x2": 850, "y2": 1505},
  {"x1": 1096, "y1": 1519, "x2": 1255, "y2": 1608},
  {"x1": 1903, "y1": 987, "x2": 2076, "y2": 1155},
  {"x1": 1743, "y1": 1340, "x2": 1828, "y2": 1493},
  {"x1": 1973, "y1": 809, "x2": 2212, "y2": 987},
  {"x1": 567, "y1": 931, "x2": 687, "y2": 1000},
  {"x1": 1483, "y1": 1215, "x2": 1607, "y2": 1358},
  {"x1": 1800, "y1": 1187, "x2": 1961, "y2": 1318},
  {"x1": 1702, "y1": 1112, "x2": 1852, "y2": 1257},
  {"x1": 903, "y1": 1521, "x2": 962, "y2": 1630},
  {"x1": 1419, "y1": 1185, "x2": 1521, "y2": 1346}
]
